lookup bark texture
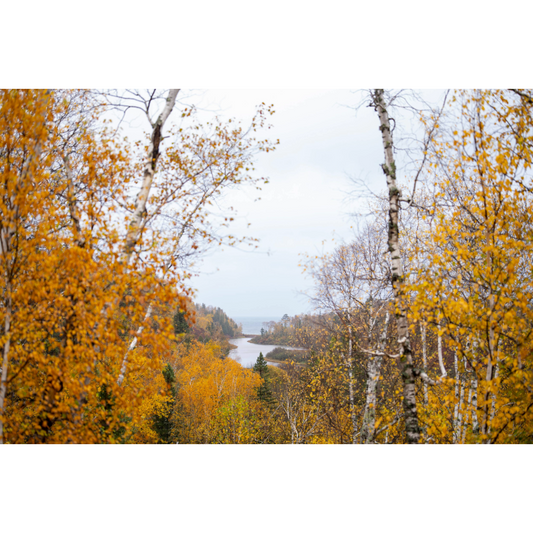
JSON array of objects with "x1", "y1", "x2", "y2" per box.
[
  {"x1": 116, "y1": 89, "x2": 179, "y2": 386},
  {"x1": 0, "y1": 286, "x2": 12, "y2": 444},
  {"x1": 437, "y1": 327, "x2": 447, "y2": 378},
  {"x1": 360, "y1": 311, "x2": 389, "y2": 443},
  {"x1": 371, "y1": 89, "x2": 421, "y2": 443},
  {"x1": 122, "y1": 89, "x2": 180, "y2": 262},
  {"x1": 347, "y1": 326, "x2": 357, "y2": 444},
  {"x1": 421, "y1": 322, "x2": 428, "y2": 406}
]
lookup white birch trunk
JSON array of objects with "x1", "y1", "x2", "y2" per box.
[
  {"x1": 481, "y1": 315, "x2": 497, "y2": 440},
  {"x1": 470, "y1": 335, "x2": 480, "y2": 436},
  {"x1": 458, "y1": 365, "x2": 465, "y2": 441},
  {"x1": 481, "y1": 237, "x2": 496, "y2": 441},
  {"x1": 360, "y1": 355, "x2": 383, "y2": 444},
  {"x1": 422, "y1": 322, "x2": 428, "y2": 406},
  {"x1": 456, "y1": 355, "x2": 468, "y2": 443},
  {"x1": 462, "y1": 386, "x2": 473, "y2": 444},
  {"x1": 64, "y1": 157, "x2": 86, "y2": 248},
  {"x1": 0, "y1": 286, "x2": 12, "y2": 444},
  {"x1": 347, "y1": 325, "x2": 357, "y2": 444},
  {"x1": 437, "y1": 325, "x2": 447, "y2": 378},
  {"x1": 115, "y1": 90, "x2": 179, "y2": 386},
  {"x1": 372, "y1": 89, "x2": 421, "y2": 443},
  {"x1": 488, "y1": 361, "x2": 500, "y2": 439},
  {"x1": 361, "y1": 311, "x2": 389, "y2": 443},
  {"x1": 453, "y1": 351, "x2": 460, "y2": 442},
  {"x1": 471, "y1": 376, "x2": 479, "y2": 435},
  {"x1": 122, "y1": 90, "x2": 179, "y2": 262},
  {"x1": 117, "y1": 303, "x2": 153, "y2": 386}
]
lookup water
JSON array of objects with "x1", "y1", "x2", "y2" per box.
[
  {"x1": 229, "y1": 337, "x2": 302, "y2": 368},
  {"x1": 230, "y1": 316, "x2": 281, "y2": 335}
]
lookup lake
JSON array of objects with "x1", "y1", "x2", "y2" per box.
[
  {"x1": 230, "y1": 316, "x2": 281, "y2": 335},
  {"x1": 229, "y1": 337, "x2": 302, "y2": 368}
]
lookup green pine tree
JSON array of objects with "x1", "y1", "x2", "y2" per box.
[
  {"x1": 253, "y1": 353, "x2": 275, "y2": 407},
  {"x1": 173, "y1": 308, "x2": 189, "y2": 336},
  {"x1": 151, "y1": 363, "x2": 177, "y2": 443}
]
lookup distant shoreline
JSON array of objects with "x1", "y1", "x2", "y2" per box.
[{"x1": 264, "y1": 357, "x2": 305, "y2": 367}]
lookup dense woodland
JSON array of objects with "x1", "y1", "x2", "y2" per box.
[
  {"x1": 188, "y1": 303, "x2": 242, "y2": 348},
  {"x1": 250, "y1": 314, "x2": 302, "y2": 346},
  {"x1": 2, "y1": 89, "x2": 533, "y2": 443}
]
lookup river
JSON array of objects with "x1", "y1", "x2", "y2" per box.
[{"x1": 229, "y1": 337, "x2": 302, "y2": 368}]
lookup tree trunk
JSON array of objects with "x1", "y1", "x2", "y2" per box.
[
  {"x1": 437, "y1": 325, "x2": 447, "y2": 378},
  {"x1": 453, "y1": 351, "x2": 460, "y2": 442},
  {"x1": 453, "y1": 353, "x2": 466, "y2": 444},
  {"x1": 481, "y1": 295, "x2": 497, "y2": 442},
  {"x1": 371, "y1": 89, "x2": 421, "y2": 443},
  {"x1": 117, "y1": 303, "x2": 154, "y2": 386},
  {"x1": 471, "y1": 376, "x2": 479, "y2": 435},
  {"x1": 0, "y1": 285, "x2": 12, "y2": 444},
  {"x1": 115, "y1": 90, "x2": 179, "y2": 385},
  {"x1": 122, "y1": 90, "x2": 180, "y2": 262},
  {"x1": 421, "y1": 322, "x2": 428, "y2": 406},
  {"x1": 347, "y1": 325, "x2": 357, "y2": 444},
  {"x1": 488, "y1": 362, "x2": 500, "y2": 441},
  {"x1": 361, "y1": 311, "x2": 389, "y2": 443},
  {"x1": 462, "y1": 386, "x2": 473, "y2": 443}
]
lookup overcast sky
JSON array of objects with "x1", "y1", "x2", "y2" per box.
[
  {"x1": 110, "y1": 89, "x2": 445, "y2": 320},
  {"x1": 188, "y1": 89, "x2": 398, "y2": 318}
]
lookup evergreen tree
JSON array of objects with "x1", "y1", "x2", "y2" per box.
[
  {"x1": 253, "y1": 353, "x2": 275, "y2": 407},
  {"x1": 173, "y1": 308, "x2": 189, "y2": 336},
  {"x1": 151, "y1": 363, "x2": 177, "y2": 443},
  {"x1": 96, "y1": 383, "x2": 131, "y2": 443}
]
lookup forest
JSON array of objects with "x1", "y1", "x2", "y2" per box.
[{"x1": 2, "y1": 89, "x2": 533, "y2": 443}]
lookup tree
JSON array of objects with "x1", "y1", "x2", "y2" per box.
[
  {"x1": 172, "y1": 340, "x2": 262, "y2": 443},
  {"x1": 408, "y1": 89, "x2": 533, "y2": 443},
  {"x1": 304, "y1": 220, "x2": 392, "y2": 443},
  {"x1": 253, "y1": 352, "x2": 275, "y2": 406},
  {"x1": 0, "y1": 89, "x2": 277, "y2": 444},
  {"x1": 173, "y1": 307, "x2": 190, "y2": 336},
  {"x1": 150, "y1": 364, "x2": 177, "y2": 444},
  {"x1": 0, "y1": 89, "x2": 137, "y2": 443},
  {"x1": 370, "y1": 89, "x2": 423, "y2": 443}
]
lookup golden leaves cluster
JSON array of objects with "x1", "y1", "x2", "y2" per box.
[{"x1": 0, "y1": 89, "x2": 276, "y2": 443}]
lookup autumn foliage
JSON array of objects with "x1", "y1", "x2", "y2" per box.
[
  {"x1": 295, "y1": 89, "x2": 533, "y2": 443},
  {"x1": 0, "y1": 89, "x2": 276, "y2": 444},
  {"x1": 3, "y1": 88, "x2": 533, "y2": 444}
]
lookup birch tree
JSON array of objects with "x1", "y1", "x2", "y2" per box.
[
  {"x1": 409, "y1": 89, "x2": 533, "y2": 443},
  {"x1": 305, "y1": 219, "x2": 392, "y2": 443},
  {"x1": 0, "y1": 89, "x2": 277, "y2": 443},
  {"x1": 370, "y1": 89, "x2": 422, "y2": 443},
  {"x1": 0, "y1": 91, "x2": 53, "y2": 443}
]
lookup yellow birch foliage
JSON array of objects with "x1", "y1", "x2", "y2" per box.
[
  {"x1": 173, "y1": 340, "x2": 262, "y2": 443},
  {"x1": 409, "y1": 90, "x2": 533, "y2": 443},
  {"x1": 132, "y1": 366, "x2": 175, "y2": 444},
  {"x1": 0, "y1": 90, "x2": 174, "y2": 442},
  {"x1": 0, "y1": 89, "x2": 276, "y2": 443}
]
